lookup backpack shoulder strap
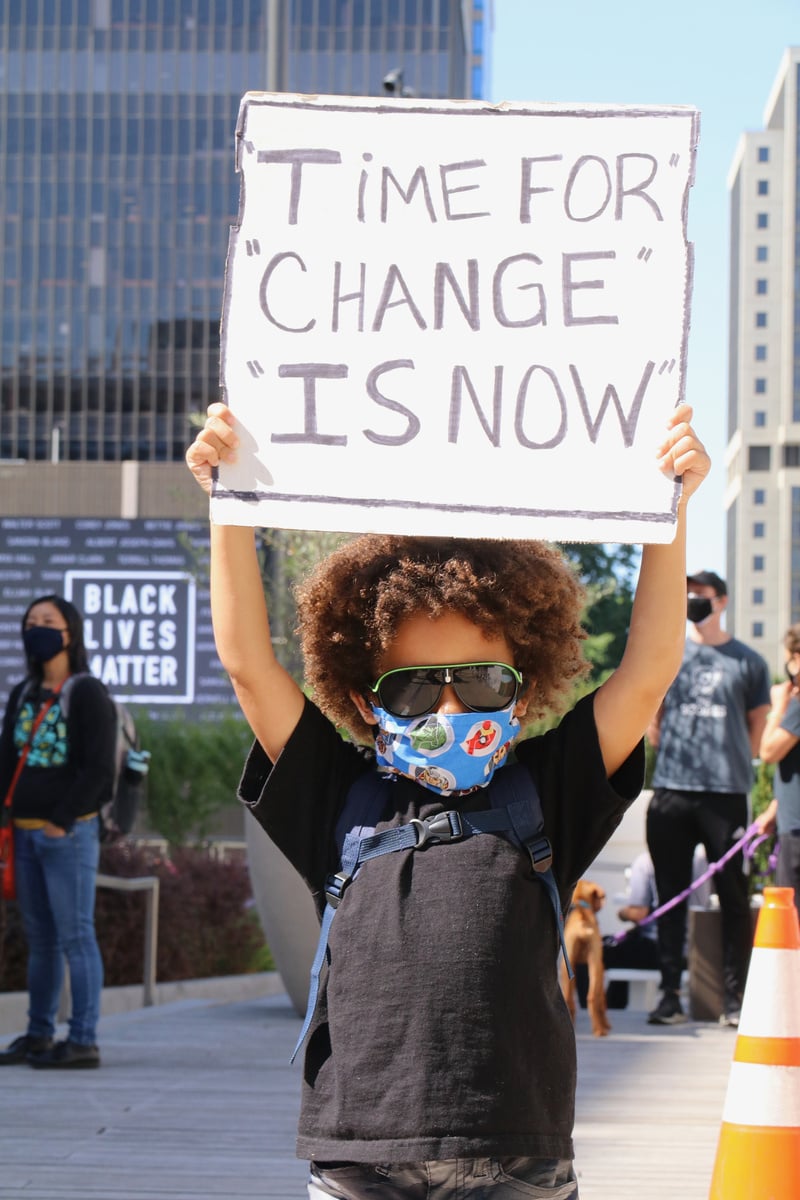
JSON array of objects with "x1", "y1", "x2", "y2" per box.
[
  {"x1": 57, "y1": 672, "x2": 96, "y2": 721},
  {"x1": 333, "y1": 770, "x2": 389, "y2": 855},
  {"x1": 486, "y1": 762, "x2": 552, "y2": 871},
  {"x1": 11, "y1": 678, "x2": 35, "y2": 722},
  {"x1": 486, "y1": 762, "x2": 572, "y2": 978}
]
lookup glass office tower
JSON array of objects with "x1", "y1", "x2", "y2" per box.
[{"x1": 0, "y1": 1, "x2": 476, "y2": 464}]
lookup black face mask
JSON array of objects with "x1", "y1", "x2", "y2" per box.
[
  {"x1": 23, "y1": 625, "x2": 65, "y2": 664},
  {"x1": 786, "y1": 662, "x2": 798, "y2": 686},
  {"x1": 687, "y1": 596, "x2": 713, "y2": 624}
]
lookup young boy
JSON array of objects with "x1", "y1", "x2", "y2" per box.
[{"x1": 186, "y1": 402, "x2": 709, "y2": 1199}]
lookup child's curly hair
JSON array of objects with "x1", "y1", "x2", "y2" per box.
[{"x1": 295, "y1": 535, "x2": 590, "y2": 743}]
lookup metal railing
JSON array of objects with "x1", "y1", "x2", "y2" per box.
[{"x1": 95, "y1": 873, "x2": 160, "y2": 1006}]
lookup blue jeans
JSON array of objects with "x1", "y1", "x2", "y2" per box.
[
  {"x1": 14, "y1": 819, "x2": 104, "y2": 1045},
  {"x1": 308, "y1": 1158, "x2": 579, "y2": 1198}
]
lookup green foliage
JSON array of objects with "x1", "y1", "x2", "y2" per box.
[
  {"x1": 558, "y1": 542, "x2": 639, "y2": 684},
  {"x1": 644, "y1": 736, "x2": 657, "y2": 789},
  {"x1": 257, "y1": 528, "x2": 348, "y2": 684},
  {"x1": 135, "y1": 710, "x2": 253, "y2": 846},
  {"x1": 749, "y1": 758, "x2": 777, "y2": 893}
]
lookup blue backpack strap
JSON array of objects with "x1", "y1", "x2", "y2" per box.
[
  {"x1": 291, "y1": 772, "x2": 390, "y2": 1063},
  {"x1": 486, "y1": 763, "x2": 573, "y2": 980}
]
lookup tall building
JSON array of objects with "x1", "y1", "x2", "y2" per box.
[
  {"x1": 0, "y1": 2, "x2": 484, "y2": 712},
  {"x1": 726, "y1": 46, "x2": 800, "y2": 669},
  {"x1": 0, "y1": 1, "x2": 480, "y2": 473}
]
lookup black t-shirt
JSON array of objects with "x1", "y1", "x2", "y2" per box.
[
  {"x1": 0, "y1": 675, "x2": 117, "y2": 831},
  {"x1": 239, "y1": 691, "x2": 644, "y2": 1163}
]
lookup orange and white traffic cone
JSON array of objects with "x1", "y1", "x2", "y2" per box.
[{"x1": 709, "y1": 886, "x2": 800, "y2": 1198}]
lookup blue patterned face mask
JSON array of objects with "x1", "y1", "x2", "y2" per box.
[{"x1": 370, "y1": 704, "x2": 520, "y2": 796}]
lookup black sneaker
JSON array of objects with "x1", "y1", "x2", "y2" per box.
[
  {"x1": 0, "y1": 1034, "x2": 53, "y2": 1065},
  {"x1": 647, "y1": 991, "x2": 688, "y2": 1026},
  {"x1": 28, "y1": 1039, "x2": 100, "y2": 1069}
]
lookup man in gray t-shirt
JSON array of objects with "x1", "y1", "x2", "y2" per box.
[{"x1": 646, "y1": 570, "x2": 770, "y2": 1027}]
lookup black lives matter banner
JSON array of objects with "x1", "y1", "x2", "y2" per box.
[
  {"x1": 0, "y1": 517, "x2": 234, "y2": 715},
  {"x1": 65, "y1": 570, "x2": 194, "y2": 699}
]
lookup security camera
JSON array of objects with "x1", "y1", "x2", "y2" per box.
[{"x1": 382, "y1": 68, "x2": 404, "y2": 95}]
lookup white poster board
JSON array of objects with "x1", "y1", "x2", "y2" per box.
[{"x1": 213, "y1": 93, "x2": 698, "y2": 543}]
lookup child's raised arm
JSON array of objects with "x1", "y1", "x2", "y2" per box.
[
  {"x1": 186, "y1": 403, "x2": 305, "y2": 762},
  {"x1": 593, "y1": 403, "x2": 710, "y2": 778}
]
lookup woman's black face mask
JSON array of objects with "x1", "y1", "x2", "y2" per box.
[
  {"x1": 687, "y1": 595, "x2": 713, "y2": 624},
  {"x1": 786, "y1": 662, "x2": 799, "y2": 686}
]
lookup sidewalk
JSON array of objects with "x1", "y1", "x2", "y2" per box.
[{"x1": 0, "y1": 986, "x2": 734, "y2": 1200}]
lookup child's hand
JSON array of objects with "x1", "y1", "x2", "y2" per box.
[
  {"x1": 656, "y1": 403, "x2": 710, "y2": 502},
  {"x1": 185, "y1": 402, "x2": 239, "y2": 495}
]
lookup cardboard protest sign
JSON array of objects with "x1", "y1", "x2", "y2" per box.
[{"x1": 213, "y1": 93, "x2": 698, "y2": 543}]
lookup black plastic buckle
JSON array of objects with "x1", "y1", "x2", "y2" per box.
[
  {"x1": 527, "y1": 835, "x2": 553, "y2": 874},
  {"x1": 325, "y1": 871, "x2": 351, "y2": 908},
  {"x1": 410, "y1": 809, "x2": 464, "y2": 849}
]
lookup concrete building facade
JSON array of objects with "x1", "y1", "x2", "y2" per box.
[{"x1": 726, "y1": 46, "x2": 800, "y2": 671}]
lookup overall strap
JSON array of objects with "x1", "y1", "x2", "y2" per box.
[{"x1": 291, "y1": 764, "x2": 571, "y2": 1064}]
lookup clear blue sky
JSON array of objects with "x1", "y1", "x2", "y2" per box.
[{"x1": 489, "y1": 0, "x2": 800, "y2": 576}]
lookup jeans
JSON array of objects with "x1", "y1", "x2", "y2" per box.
[
  {"x1": 14, "y1": 819, "x2": 104, "y2": 1045},
  {"x1": 308, "y1": 1157, "x2": 579, "y2": 1199},
  {"x1": 647, "y1": 788, "x2": 751, "y2": 1006}
]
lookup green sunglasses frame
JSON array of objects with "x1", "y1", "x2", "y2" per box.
[{"x1": 369, "y1": 661, "x2": 524, "y2": 717}]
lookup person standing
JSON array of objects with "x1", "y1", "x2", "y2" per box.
[
  {"x1": 756, "y1": 624, "x2": 800, "y2": 917},
  {"x1": 186, "y1": 400, "x2": 709, "y2": 1199},
  {"x1": 0, "y1": 595, "x2": 116, "y2": 1068},
  {"x1": 646, "y1": 571, "x2": 770, "y2": 1027}
]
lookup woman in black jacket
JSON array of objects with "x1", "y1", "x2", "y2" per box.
[{"x1": 0, "y1": 595, "x2": 116, "y2": 1069}]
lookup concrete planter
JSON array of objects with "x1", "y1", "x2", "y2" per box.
[{"x1": 245, "y1": 810, "x2": 318, "y2": 1016}]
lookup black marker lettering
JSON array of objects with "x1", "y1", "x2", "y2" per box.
[
  {"x1": 448, "y1": 365, "x2": 503, "y2": 446},
  {"x1": 256, "y1": 148, "x2": 342, "y2": 224},
  {"x1": 615, "y1": 154, "x2": 663, "y2": 221},
  {"x1": 514, "y1": 365, "x2": 568, "y2": 450},
  {"x1": 564, "y1": 155, "x2": 612, "y2": 222},
  {"x1": 562, "y1": 251, "x2": 618, "y2": 326},
  {"x1": 372, "y1": 265, "x2": 427, "y2": 332},
  {"x1": 271, "y1": 364, "x2": 348, "y2": 445},
  {"x1": 494, "y1": 253, "x2": 546, "y2": 328},
  {"x1": 259, "y1": 252, "x2": 315, "y2": 333},
  {"x1": 569, "y1": 359, "x2": 655, "y2": 447},
  {"x1": 357, "y1": 152, "x2": 373, "y2": 223},
  {"x1": 433, "y1": 261, "x2": 480, "y2": 331},
  {"x1": 439, "y1": 160, "x2": 490, "y2": 221},
  {"x1": 332, "y1": 262, "x2": 367, "y2": 333},
  {"x1": 363, "y1": 360, "x2": 421, "y2": 446},
  {"x1": 519, "y1": 156, "x2": 562, "y2": 224},
  {"x1": 380, "y1": 166, "x2": 437, "y2": 223}
]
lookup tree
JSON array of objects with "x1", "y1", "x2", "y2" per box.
[{"x1": 558, "y1": 543, "x2": 640, "y2": 684}]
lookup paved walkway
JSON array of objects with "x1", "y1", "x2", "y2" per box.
[{"x1": 0, "y1": 988, "x2": 735, "y2": 1200}]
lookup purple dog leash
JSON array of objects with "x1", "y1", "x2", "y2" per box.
[{"x1": 610, "y1": 821, "x2": 765, "y2": 945}]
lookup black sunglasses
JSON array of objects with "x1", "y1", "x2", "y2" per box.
[{"x1": 370, "y1": 661, "x2": 523, "y2": 719}]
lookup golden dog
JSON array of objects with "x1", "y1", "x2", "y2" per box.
[{"x1": 560, "y1": 879, "x2": 611, "y2": 1037}]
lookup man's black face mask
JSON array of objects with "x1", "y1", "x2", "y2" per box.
[{"x1": 687, "y1": 595, "x2": 713, "y2": 624}]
